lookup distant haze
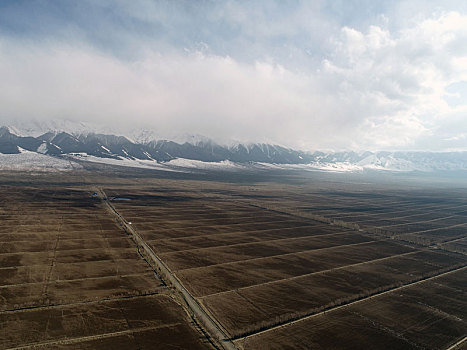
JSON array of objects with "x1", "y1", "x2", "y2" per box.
[{"x1": 1, "y1": 0, "x2": 467, "y2": 151}]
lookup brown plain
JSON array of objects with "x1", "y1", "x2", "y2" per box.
[{"x1": 0, "y1": 169, "x2": 466, "y2": 350}]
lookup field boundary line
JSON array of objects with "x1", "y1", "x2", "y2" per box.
[
  {"x1": 127, "y1": 212, "x2": 291, "y2": 220},
  {"x1": 0, "y1": 257, "x2": 146, "y2": 270},
  {"x1": 145, "y1": 225, "x2": 344, "y2": 243},
  {"x1": 0, "y1": 246, "x2": 136, "y2": 257},
  {"x1": 129, "y1": 216, "x2": 298, "y2": 226},
  {"x1": 129, "y1": 213, "x2": 295, "y2": 224},
  {"x1": 199, "y1": 250, "x2": 422, "y2": 299},
  {"x1": 377, "y1": 215, "x2": 461, "y2": 229},
  {"x1": 175, "y1": 240, "x2": 386, "y2": 273},
  {"x1": 132, "y1": 218, "x2": 310, "y2": 231},
  {"x1": 274, "y1": 202, "x2": 467, "y2": 242},
  {"x1": 0, "y1": 272, "x2": 155, "y2": 289},
  {"x1": 4, "y1": 324, "x2": 179, "y2": 350},
  {"x1": 244, "y1": 201, "x2": 465, "y2": 252},
  {"x1": 0, "y1": 292, "x2": 163, "y2": 314},
  {"x1": 233, "y1": 264, "x2": 467, "y2": 341},
  {"x1": 394, "y1": 223, "x2": 467, "y2": 236},
  {"x1": 441, "y1": 236, "x2": 467, "y2": 244},
  {"x1": 0, "y1": 228, "x2": 122, "y2": 234},
  {"x1": 330, "y1": 202, "x2": 467, "y2": 221},
  {"x1": 0, "y1": 236, "x2": 131, "y2": 244},
  {"x1": 41, "y1": 217, "x2": 62, "y2": 299},
  {"x1": 157, "y1": 230, "x2": 357, "y2": 255},
  {"x1": 446, "y1": 336, "x2": 467, "y2": 350}
]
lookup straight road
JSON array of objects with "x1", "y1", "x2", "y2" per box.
[{"x1": 97, "y1": 188, "x2": 237, "y2": 350}]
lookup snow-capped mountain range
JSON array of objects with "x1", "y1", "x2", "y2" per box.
[{"x1": 1, "y1": 124, "x2": 467, "y2": 172}]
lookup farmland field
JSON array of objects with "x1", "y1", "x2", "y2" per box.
[
  {"x1": 101, "y1": 170, "x2": 467, "y2": 349},
  {"x1": 0, "y1": 168, "x2": 466, "y2": 349},
  {"x1": 239, "y1": 268, "x2": 467, "y2": 350},
  {"x1": 0, "y1": 181, "x2": 212, "y2": 349}
]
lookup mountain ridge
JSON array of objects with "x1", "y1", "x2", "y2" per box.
[
  {"x1": 0, "y1": 126, "x2": 309, "y2": 163},
  {"x1": 1, "y1": 126, "x2": 467, "y2": 172}
]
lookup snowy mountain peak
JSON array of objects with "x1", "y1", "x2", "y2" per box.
[
  {"x1": 5, "y1": 119, "x2": 111, "y2": 138},
  {"x1": 1, "y1": 124, "x2": 467, "y2": 172},
  {"x1": 0, "y1": 126, "x2": 12, "y2": 137}
]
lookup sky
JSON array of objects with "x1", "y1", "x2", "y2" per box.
[{"x1": 0, "y1": 0, "x2": 467, "y2": 151}]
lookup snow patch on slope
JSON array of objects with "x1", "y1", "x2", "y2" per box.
[
  {"x1": 166, "y1": 158, "x2": 248, "y2": 170},
  {"x1": 69, "y1": 153, "x2": 182, "y2": 172},
  {"x1": 69, "y1": 154, "x2": 247, "y2": 172},
  {"x1": 64, "y1": 154, "x2": 467, "y2": 173},
  {"x1": 36, "y1": 143, "x2": 48, "y2": 154},
  {"x1": 256, "y1": 162, "x2": 364, "y2": 172},
  {"x1": 308, "y1": 162, "x2": 364, "y2": 172},
  {"x1": 0, "y1": 152, "x2": 81, "y2": 171}
]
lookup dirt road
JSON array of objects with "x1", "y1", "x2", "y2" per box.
[{"x1": 98, "y1": 188, "x2": 237, "y2": 350}]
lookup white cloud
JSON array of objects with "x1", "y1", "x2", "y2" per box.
[
  {"x1": 0, "y1": 41, "x2": 321, "y2": 146},
  {"x1": 0, "y1": 11, "x2": 466, "y2": 151},
  {"x1": 319, "y1": 11, "x2": 467, "y2": 150}
]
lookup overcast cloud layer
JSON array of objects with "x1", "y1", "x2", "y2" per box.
[{"x1": 1, "y1": 0, "x2": 467, "y2": 151}]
